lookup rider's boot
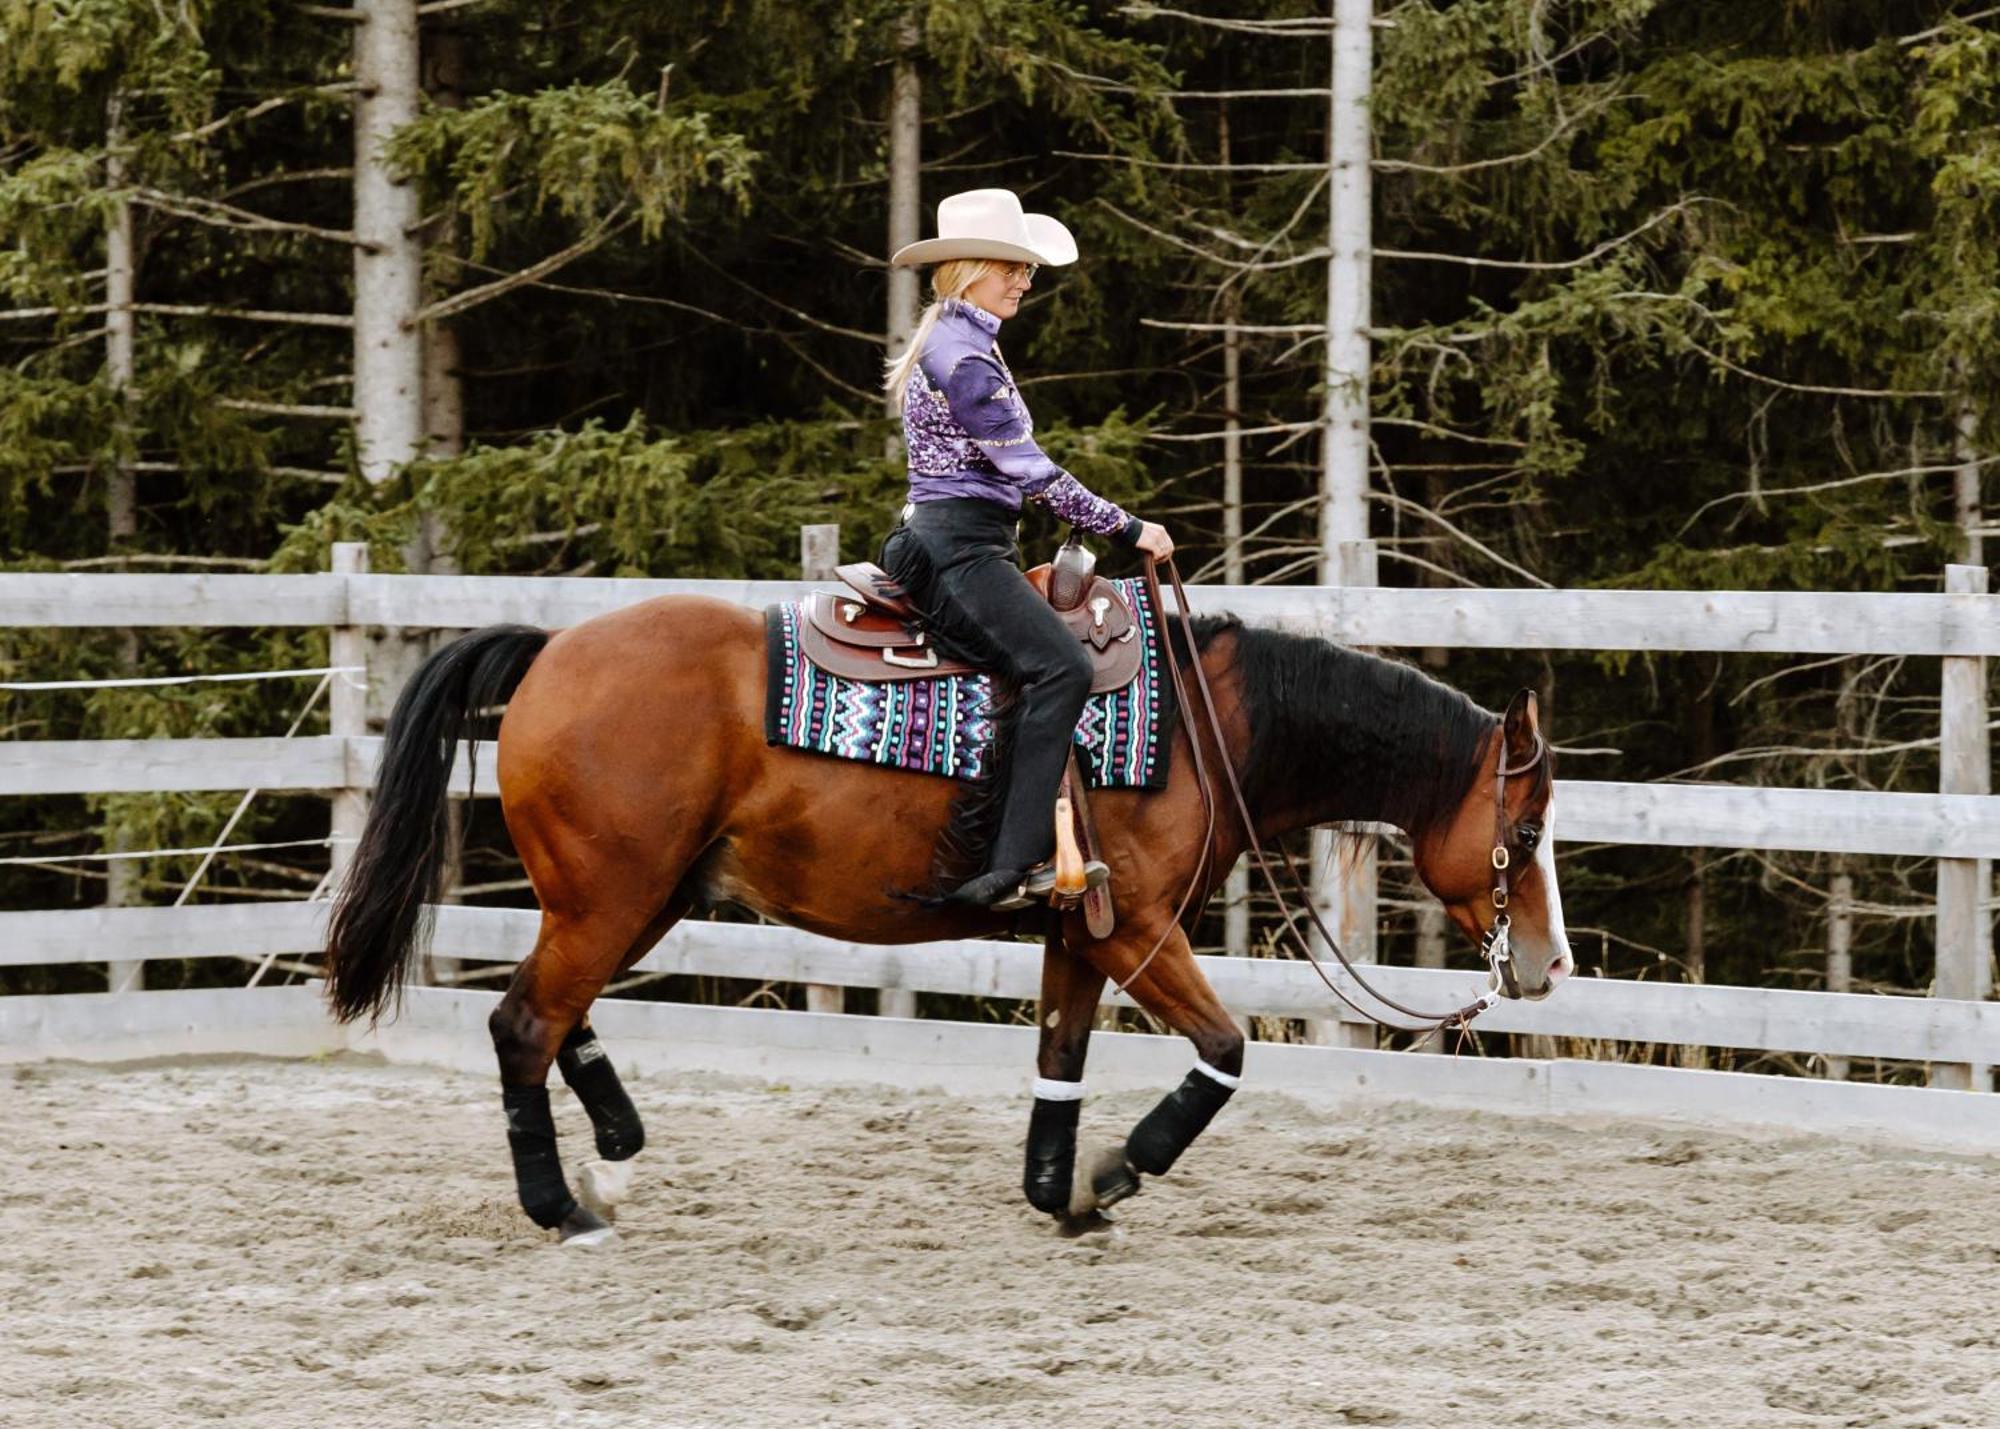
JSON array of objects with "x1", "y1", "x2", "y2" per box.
[{"x1": 987, "y1": 859, "x2": 1111, "y2": 912}]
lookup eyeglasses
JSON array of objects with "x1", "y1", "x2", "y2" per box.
[{"x1": 1001, "y1": 262, "x2": 1040, "y2": 283}]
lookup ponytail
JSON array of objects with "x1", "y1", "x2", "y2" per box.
[
  {"x1": 882, "y1": 258, "x2": 1006, "y2": 407},
  {"x1": 883, "y1": 302, "x2": 946, "y2": 407}
]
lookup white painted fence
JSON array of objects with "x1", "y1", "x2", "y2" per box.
[{"x1": 2, "y1": 564, "x2": 1995, "y2": 1140}]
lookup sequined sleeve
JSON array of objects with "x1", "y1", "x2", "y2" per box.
[
  {"x1": 1035, "y1": 474, "x2": 1142, "y2": 543},
  {"x1": 941, "y1": 355, "x2": 1139, "y2": 540}
]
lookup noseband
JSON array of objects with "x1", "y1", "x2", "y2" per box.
[{"x1": 1141, "y1": 556, "x2": 1549, "y2": 1038}]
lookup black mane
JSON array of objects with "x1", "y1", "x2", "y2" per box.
[{"x1": 1184, "y1": 614, "x2": 1502, "y2": 838}]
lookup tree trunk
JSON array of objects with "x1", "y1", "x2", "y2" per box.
[
  {"x1": 1825, "y1": 866, "x2": 1852, "y2": 1081},
  {"x1": 1307, "y1": 0, "x2": 1377, "y2": 1051},
  {"x1": 103, "y1": 91, "x2": 143, "y2": 993},
  {"x1": 416, "y1": 19, "x2": 466, "y2": 573},
  {"x1": 1318, "y1": 0, "x2": 1371, "y2": 562},
  {"x1": 884, "y1": 7, "x2": 922, "y2": 414},
  {"x1": 1679, "y1": 659, "x2": 1715, "y2": 1069},
  {"x1": 1956, "y1": 394, "x2": 1983, "y2": 566},
  {"x1": 353, "y1": 0, "x2": 425, "y2": 488}
]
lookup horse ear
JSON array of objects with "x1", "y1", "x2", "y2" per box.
[{"x1": 1502, "y1": 687, "x2": 1540, "y2": 763}]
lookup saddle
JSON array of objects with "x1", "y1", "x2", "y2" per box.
[{"x1": 802, "y1": 539, "x2": 1143, "y2": 693}]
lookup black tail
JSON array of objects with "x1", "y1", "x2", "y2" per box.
[{"x1": 324, "y1": 624, "x2": 549, "y2": 1023}]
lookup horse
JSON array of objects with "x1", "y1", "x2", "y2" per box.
[{"x1": 323, "y1": 575, "x2": 1573, "y2": 1243}]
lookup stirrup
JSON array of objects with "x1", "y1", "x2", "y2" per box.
[{"x1": 992, "y1": 860, "x2": 1111, "y2": 912}]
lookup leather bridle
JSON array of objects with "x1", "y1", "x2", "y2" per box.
[
  {"x1": 1480, "y1": 732, "x2": 1549, "y2": 1003},
  {"x1": 1136, "y1": 556, "x2": 1548, "y2": 1037}
]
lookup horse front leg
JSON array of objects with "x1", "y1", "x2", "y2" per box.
[
  {"x1": 1073, "y1": 921, "x2": 1244, "y2": 1217},
  {"x1": 1025, "y1": 925, "x2": 1109, "y2": 1227}
]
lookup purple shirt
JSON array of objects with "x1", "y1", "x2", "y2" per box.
[{"x1": 902, "y1": 300, "x2": 1141, "y2": 544}]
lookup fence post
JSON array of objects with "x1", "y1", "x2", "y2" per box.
[
  {"x1": 1933, "y1": 563, "x2": 1991, "y2": 1091},
  {"x1": 1308, "y1": 539, "x2": 1379, "y2": 1048},
  {"x1": 329, "y1": 544, "x2": 370, "y2": 900},
  {"x1": 1825, "y1": 867, "x2": 1852, "y2": 1081},
  {"x1": 1411, "y1": 901, "x2": 1448, "y2": 1053},
  {"x1": 798, "y1": 525, "x2": 859, "y2": 1017}
]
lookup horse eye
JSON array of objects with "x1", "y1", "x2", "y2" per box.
[{"x1": 1517, "y1": 823, "x2": 1542, "y2": 852}]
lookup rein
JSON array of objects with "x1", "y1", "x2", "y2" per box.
[{"x1": 1136, "y1": 556, "x2": 1544, "y2": 1037}]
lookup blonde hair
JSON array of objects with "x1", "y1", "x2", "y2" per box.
[{"x1": 883, "y1": 259, "x2": 1008, "y2": 407}]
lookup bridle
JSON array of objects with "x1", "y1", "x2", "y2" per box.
[
  {"x1": 1135, "y1": 556, "x2": 1549, "y2": 1038},
  {"x1": 1481, "y1": 733, "x2": 1549, "y2": 1003}
]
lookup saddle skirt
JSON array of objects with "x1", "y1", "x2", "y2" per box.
[
  {"x1": 802, "y1": 554, "x2": 1143, "y2": 694},
  {"x1": 763, "y1": 570, "x2": 1174, "y2": 791}
]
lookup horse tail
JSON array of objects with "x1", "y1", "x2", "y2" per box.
[{"x1": 324, "y1": 624, "x2": 549, "y2": 1024}]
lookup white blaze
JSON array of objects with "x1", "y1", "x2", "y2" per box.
[{"x1": 1536, "y1": 805, "x2": 1572, "y2": 965}]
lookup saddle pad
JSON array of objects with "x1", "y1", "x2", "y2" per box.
[{"x1": 763, "y1": 576, "x2": 1174, "y2": 790}]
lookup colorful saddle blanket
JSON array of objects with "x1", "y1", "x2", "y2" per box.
[{"x1": 763, "y1": 576, "x2": 1173, "y2": 789}]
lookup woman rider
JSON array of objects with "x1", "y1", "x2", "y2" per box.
[{"x1": 880, "y1": 188, "x2": 1175, "y2": 910}]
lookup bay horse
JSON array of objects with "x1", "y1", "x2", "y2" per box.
[{"x1": 323, "y1": 577, "x2": 1573, "y2": 1243}]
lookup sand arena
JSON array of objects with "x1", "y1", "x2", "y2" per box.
[{"x1": 6, "y1": 1053, "x2": 1998, "y2": 1428}]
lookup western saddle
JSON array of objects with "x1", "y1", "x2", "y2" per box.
[
  {"x1": 800, "y1": 536, "x2": 1130, "y2": 933},
  {"x1": 801, "y1": 537, "x2": 1142, "y2": 693}
]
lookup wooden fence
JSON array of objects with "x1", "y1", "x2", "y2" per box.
[{"x1": 2, "y1": 556, "x2": 1996, "y2": 1135}]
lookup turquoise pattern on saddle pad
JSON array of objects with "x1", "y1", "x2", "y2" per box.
[{"x1": 762, "y1": 576, "x2": 1172, "y2": 790}]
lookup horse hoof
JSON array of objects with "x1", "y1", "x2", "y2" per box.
[
  {"x1": 1056, "y1": 1209, "x2": 1118, "y2": 1238},
  {"x1": 558, "y1": 1204, "x2": 616, "y2": 1248},
  {"x1": 577, "y1": 1159, "x2": 633, "y2": 1222},
  {"x1": 1069, "y1": 1144, "x2": 1140, "y2": 1216}
]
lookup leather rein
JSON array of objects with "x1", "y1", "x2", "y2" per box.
[{"x1": 1132, "y1": 555, "x2": 1546, "y2": 1038}]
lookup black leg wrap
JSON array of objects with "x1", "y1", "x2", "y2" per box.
[
  {"x1": 557, "y1": 1025, "x2": 645, "y2": 1161},
  {"x1": 502, "y1": 1084, "x2": 578, "y2": 1230},
  {"x1": 1125, "y1": 1068, "x2": 1237, "y2": 1177},
  {"x1": 1023, "y1": 1096, "x2": 1082, "y2": 1215}
]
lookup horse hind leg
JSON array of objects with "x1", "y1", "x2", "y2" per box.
[
  {"x1": 567, "y1": 894, "x2": 692, "y2": 1225},
  {"x1": 490, "y1": 897, "x2": 685, "y2": 1245}
]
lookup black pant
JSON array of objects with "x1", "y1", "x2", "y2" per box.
[{"x1": 881, "y1": 498, "x2": 1092, "y2": 874}]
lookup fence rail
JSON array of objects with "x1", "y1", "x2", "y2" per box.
[
  {"x1": 2, "y1": 563, "x2": 1993, "y2": 1115},
  {"x1": 7, "y1": 736, "x2": 1999, "y2": 859},
  {"x1": 11, "y1": 570, "x2": 2000, "y2": 654},
  {"x1": 6, "y1": 903, "x2": 1997, "y2": 1068},
  {"x1": 7, "y1": 985, "x2": 1999, "y2": 1153}
]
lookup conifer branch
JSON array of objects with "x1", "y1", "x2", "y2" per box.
[
  {"x1": 132, "y1": 188, "x2": 361, "y2": 247},
  {"x1": 0, "y1": 302, "x2": 352, "y2": 328},
  {"x1": 1898, "y1": 6, "x2": 2000, "y2": 45},
  {"x1": 411, "y1": 207, "x2": 634, "y2": 325},
  {"x1": 1373, "y1": 89, "x2": 1628, "y2": 175},
  {"x1": 1678, "y1": 337, "x2": 1947, "y2": 401},
  {"x1": 218, "y1": 399, "x2": 356, "y2": 419},
  {"x1": 1370, "y1": 488, "x2": 1554, "y2": 588},
  {"x1": 1676, "y1": 457, "x2": 2000, "y2": 537}
]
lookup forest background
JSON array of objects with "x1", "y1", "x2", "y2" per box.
[{"x1": 3, "y1": 0, "x2": 1996, "y2": 1079}]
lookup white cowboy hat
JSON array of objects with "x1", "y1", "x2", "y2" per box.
[{"x1": 889, "y1": 188, "x2": 1078, "y2": 269}]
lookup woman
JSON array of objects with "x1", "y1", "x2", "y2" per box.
[{"x1": 880, "y1": 188, "x2": 1174, "y2": 910}]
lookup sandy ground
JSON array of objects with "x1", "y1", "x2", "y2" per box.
[{"x1": 3, "y1": 1055, "x2": 1998, "y2": 1429}]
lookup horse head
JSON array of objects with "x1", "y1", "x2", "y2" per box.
[{"x1": 1411, "y1": 689, "x2": 1574, "y2": 1001}]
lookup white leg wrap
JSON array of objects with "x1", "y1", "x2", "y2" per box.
[
  {"x1": 1031, "y1": 1077, "x2": 1087, "y2": 1102},
  {"x1": 1193, "y1": 1059, "x2": 1241, "y2": 1090}
]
